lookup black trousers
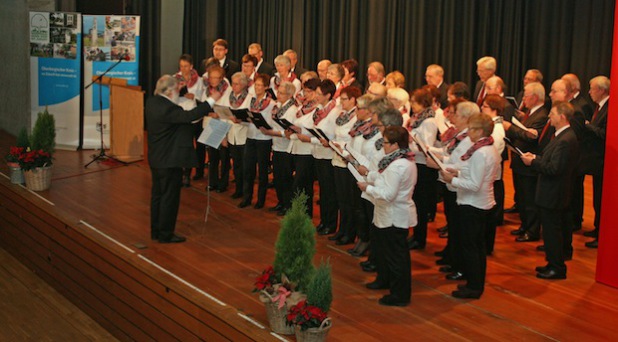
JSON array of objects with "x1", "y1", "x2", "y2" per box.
[
  {"x1": 314, "y1": 158, "x2": 338, "y2": 229},
  {"x1": 355, "y1": 198, "x2": 374, "y2": 242},
  {"x1": 443, "y1": 190, "x2": 464, "y2": 272},
  {"x1": 334, "y1": 166, "x2": 356, "y2": 240},
  {"x1": 412, "y1": 164, "x2": 438, "y2": 246},
  {"x1": 514, "y1": 172, "x2": 541, "y2": 237},
  {"x1": 459, "y1": 205, "x2": 490, "y2": 292},
  {"x1": 571, "y1": 173, "x2": 585, "y2": 230},
  {"x1": 229, "y1": 143, "x2": 245, "y2": 195},
  {"x1": 207, "y1": 146, "x2": 230, "y2": 190},
  {"x1": 150, "y1": 167, "x2": 183, "y2": 240},
  {"x1": 374, "y1": 226, "x2": 411, "y2": 302},
  {"x1": 243, "y1": 139, "x2": 272, "y2": 205},
  {"x1": 272, "y1": 151, "x2": 294, "y2": 209},
  {"x1": 593, "y1": 171, "x2": 604, "y2": 231},
  {"x1": 539, "y1": 206, "x2": 569, "y2": 274},
  {"x1": 292, "y1": 154, "x2": 314, "y2": 217}
]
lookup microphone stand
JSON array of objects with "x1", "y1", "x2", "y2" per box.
[{"x1": 84, "y1": 54, "x2": 129, "y2": 168}]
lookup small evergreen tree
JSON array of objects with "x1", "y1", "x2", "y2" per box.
[
  {"x1": 30, "y1": 108, "x2": 56, "y2": 154},
  {"x1": 16, "y1": 127, "x2": 30, "y2": 148},
  {"x1": 273, "y1": 191, "x2": 316, "y2": 291},
  {"x1": 306, "y1": 259, "x2": 333, "y2": 313}
]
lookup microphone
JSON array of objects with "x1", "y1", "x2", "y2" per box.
[{"x1": 118, "y1": 52, "x2": 131, "y2": 61}]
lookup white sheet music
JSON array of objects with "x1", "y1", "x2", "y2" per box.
[
  {"x1": 345, "y1": 145, "x2": 370, "y2": 167},
  {"x1": 410, "y1": 133, "x2": 429, "y2": 156},
  {"x1": 213, "y1": 105, "x2": 233, "y2": 121},
  {"x1": 427, "y1": 150, "x2": 447, "y2": 171},
  {"x1": 198, "y1": 119, "x2": 232, "y2": 148}
]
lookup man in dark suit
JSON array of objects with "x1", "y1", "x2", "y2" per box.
[
  {"x1": 514, "y1": 69, "x2": 551, "y2": 111},
  {"x1": 473, "y1": 56, "x2": 497, "y2": 106},
  {"x1": 212, "y1": 38, "x2": 240, "y2": 80},
  {"x1": 485, "y1": 75, "x2": 515, "y2": 122},
  {"x1": 581, "y1": 76, "x2": 610, "y2": 248},
  {"x1": 521, "y1": 102, "x2": 579, "y2": 279},
  {"x1": 503, "y1": 82, "x2": 548, "y2": 243},
  {"x1": 317, "y1": 59, "x2": 332, "y2": 80},
  {"x1": 425, "y1": 64, "x2": 449, "y2": 109},
  {"x1": 248, "y1": 43, "x2": 274, "y2": 76},
  {"x1": 283, "y1": 49, "x2": 307, "y2": 77},
  {"x1": 562, "y1": 73, "x2": 594, "y2": 121},
  {"x1": 365, "y1": 61, "x2": 386, "y2": 91},
  {"x1": 146, "y1": 75, "x2": 218, "y2": 243}
]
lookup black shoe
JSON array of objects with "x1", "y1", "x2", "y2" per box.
[
  {"x1": 536, "y1": 269, "x2": 566, "y2": 280},
  {"x1": 362, "y1": 263, "x2": 377, "y2": 273},
  {"x1": 319, "y1": 228, "x2": 337, "y2": 236},
  {"x1": 366, "y1": 281, "x2": 389, "y2": 290},
  {"x1": 216, "y1": 187, "x2": 227, "y2": 193},
  {"x1": 439, "y1": 266, "x2": 453, "y2": 273},
  {"x1": 535, "y1": 264, "x2": 549, "y2": 273},
  {"x1": 446, "y1": 272, "x2": 465, "y2": 281},
  {"x1": 504, "y1": 205, "x2": 518, "y2": 213},
  {"x1": 516, "y1": 233, "x2": 540, "y2": 242},
  {"x1": 254, "y1": 203, "x2": 264, "y2": 209},
  {"x1": 207, "y1": 185, "x2": 217, "y2": 191},
  {"x1": 315, "y1": 223, "x2": 325, "y2": 233},
  {"x1": 360, "y1": 260, "x2": 372, "y2": 267},
  {"x1": 536, "y1": 245, "x2": 545, "y2": 251},
  {"x1": 238, "y1": 200, "x2": 251, "y2": 208},
  {"x1": 182, "y1": 176, "x2": 191, "y2": 187},
  {"x1": 452, "y1": 288, "x2": 482, "y2": 299},
  {"x1": 408, "y1": 240, "x2": 425, "y2": 250},
  {"x1": 348, "y1": 241, "x2": 361, "y2": 254},
  {"x1": 510, "y1": 228, "x2": 525, "y2": 236},
  {"x1": 269, "y1": 203, "x2": 283, "y2": 212},
  {"x1": 336, "y1": 236, "x2": 354, "y2": 246},
  {"x1": 379, "y1": 295, "x2": 409, "y2": 307},
  {"x1": 583, "y1": 230, "x2": 598, "y2": 238},
  {"x1": 192, "y1": 174, "x2": 204, "y2": 181},
  {"x1": 436, "y1": 258, "x2": 449, "y2": 266},
  {"x1": 350, "y1": 241, "x2": 370, "y2": 257},
  {"x1": 585, "y1": 239, "x2": 598, "y2": 248},
  {"x1": 328, "y1": 233, "x2": 343, "y2": 241},
  {"x1": 437, "y1": 225, "x2": 448, "y2": 233},
  {"x1": 159, "y1": 234, "x2": 187, "y2": 244},
  {"x1": 277, "y1": 209, "x2": 287, "y2": 216},
  {"x1": 230, "y1": 192, "x2": 243, "y2": 199},
  {"x1": 434, "y1": 250, "x2": 445, "y2": 257},
  {"x1": 457, "y1": 284, "x2": 468, "y2": 290},
  {"x1": 439, "y1": 231, "x2": 448, "y2": 238}
]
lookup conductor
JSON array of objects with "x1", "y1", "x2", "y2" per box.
[{"x1": 146, "y1": 75, "x2": 218, "y2": 243}]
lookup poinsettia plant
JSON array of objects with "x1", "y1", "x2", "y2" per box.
[
  {"x1": 286, "y1": 300, "x2": 328, "y2": 331},
  {"x1": 5, "y1": 146, "x2": 26, "y2": 164},
  {"x1": 18, "y1": 148, "x2": 53, "y2": 171},
  {"x1": 253, "y1": 266, "x2": 279, "y2": 293}
]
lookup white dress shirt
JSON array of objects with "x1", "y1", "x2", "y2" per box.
[
  {"x1": 450, "y1": 143, "x2": 500, "y2": 210},
  {"x1": 271, "y1": 100, "x2": 298, "y2": 152},
  {"x1": 409, "y1": 118, "x2": 438, "y2": 165}
]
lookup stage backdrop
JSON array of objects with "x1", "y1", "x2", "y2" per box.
[
  {"x1": 82, "y1": 15, "x2": 140, "y2": 149},
  {"x1": 29, "y1": 11, "x2": 82, "y2": 150}
]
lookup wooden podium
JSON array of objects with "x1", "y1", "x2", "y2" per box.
[{"x1": 94, "y1": 76, "x2": 144, "y2": 162}]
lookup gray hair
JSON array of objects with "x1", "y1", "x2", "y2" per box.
[
  {"x1": 274, "y1": 55, "x2": 291, "y2": 68},
  {"x1": 456, "y1": 101, "x2": 481, "y2": 120},
  {"x1": 378, "y1": 108, "x2": 404, "y2": 127},
  {"x1": 387, "y1": 87, "x2": 409, "y2": 103},
  {"x1": 231, "y1": 72, "x2": 249, "y2": 87},
  {"x1": 562, "y1": 73, "x2": 581, "y2": 91},
  {"x1": 426, "y1": 64, "x2": 444, "y2": 76},
  {"x1": 477, "y1": 56, "x2": 497, "y2": 71},
  {"x1": 279, "y1": 81, "x2": 297, "y2": 96},
  {"x1": 525, "y1": 82, "x2": 545, "y2": 100},
  {"x1": 154, "y1": 74, "x2": 178, "y2": 96},
  {"x1": 357, "y1": 94, "x2": 376, "y2": 108},
  {"x1": 590, "y1": 76, "x2": 610, "y2": 92},
  {"x1": 368, "y1": 96, "x2": 394, "y2": 116}
]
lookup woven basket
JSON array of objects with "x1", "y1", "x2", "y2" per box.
[
  {"x1": 295, "y1": 318, "x2": 332, "y2": 342},
  {"x1": 23, "y1": 166, "x2": 53, "y2": 191},
  {"x1": 7, "y1": 163, "x2": 24, "y2": 184},
  {"x1": 260, "y1": 291, "x2": 295, "y2": 335}
]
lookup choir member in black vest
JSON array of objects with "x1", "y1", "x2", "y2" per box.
[
  {"x1": 283, "y1": 49, "x2": 307, "y2": 79},
  {"x1": 212, "y1": 39, "x2": 240, "y2": 81},
  {"x1": 441, "y1": 112, "x2": 500, "y2": 299},
  {"x1": 239, "y1": 74, "x2": 276, "y2": 209},
  {"x1": 248, "y1": 43, "x2": 274, "y2": 76}
]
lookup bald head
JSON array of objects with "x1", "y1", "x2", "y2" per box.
[
  {"x1": 485, "y1": 76, "x2": 505, "y2": 95},
  {"x1": 317, "y1": 59, "x2": 332, "y2": 80}
]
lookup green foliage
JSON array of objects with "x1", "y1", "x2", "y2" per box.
[
  {"x1": 273, "y1": 191, "x2": 316, "y2": 291},
  {"x1": 30, "y1": 109, "x2": 56, "y2": 154},
  {"x1": 306, "y1": 259, "x2": 333, "y2": 313},
  {"x1": 16, "y1": 127, "x2": 30, "y2": 148}
]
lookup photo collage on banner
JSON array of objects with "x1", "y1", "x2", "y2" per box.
[
  {"x1": 29, "y1": 11, "x2": 82, "y2": 149},
  {"x1": 82, "y1": 15, "x2": 140, "y2": 149}
]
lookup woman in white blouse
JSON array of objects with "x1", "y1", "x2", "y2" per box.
[{"x1": 358, "y1": 126, "x2": 417, "y2": 307}]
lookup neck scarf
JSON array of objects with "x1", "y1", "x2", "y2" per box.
[
  {"x1": 297, "y1": 100, "x2": 318, "y2": 118},
  {"x1": 461, "y1": 136, "x2": 494, "y2": 161},
  {"x1": 272, "y1": 99, "x2": 295, "y2": 119},
  {"x1": 274, "y1": 72, "x2": 297, "y2": 88},
  {"x1": 336, "y1": 107, "x2": 356, "y2": 126},
  {"x1": 229, "y1": 89, "x2": 249, "y2": 108},
  {"x1": 408, "y1": 107, "x2": 435, "y2": 130},
  {"x1": 250, "y1": 94, "x2": 272, "y2": 112},
  {"x1": 440, "y1": 126, "x2": 458, "y2": 142},
  {"x1": 313, "y1": 100, "x2": 337, "y2": 126},
  {"x1": 378, "y1": 148, "x2": 415, "y2": 173},
  {"x1": 207, "y1": 81, "x2": 228, "y2": 97},
  {"x1": 375, "y1": 137, "x2": 384, "y2": 150},
  {"x1": 446, "y1": 131, "x2": 468, "y2": 154},
  {"x1": 175, "y1": 69, "x2": 199, "y2": 89},
  {"x1": 349, "y1": 118, "x2": 379, "y2": 139}
]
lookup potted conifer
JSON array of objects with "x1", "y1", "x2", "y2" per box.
[{"x1": 21, "y1": 109, "x2": 55, "y2": 191}]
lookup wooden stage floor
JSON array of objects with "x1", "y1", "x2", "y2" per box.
[{"x1": 1, "y1": 136, "x2": 617, "y2": 340}]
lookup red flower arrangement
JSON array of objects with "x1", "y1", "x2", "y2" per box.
[
  {"x1": 18, "y1": 148, "x2": 52, "y2": 171},
  {"x1": 253, "y1": 266, "x2": 278, "y2": 292},
  {"x1": 286, "y1": 300, "x2": 328, "y2": 331},
  {"x1": 5, "y1": 146, "x2": 26, "y2": 164}
]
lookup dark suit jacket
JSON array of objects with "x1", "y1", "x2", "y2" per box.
[
  {"x1": 515, "y1": 90, "x2": 552, "y2": 112},
  {"x1": 473, "y1": 80, "x2": 484, "y2": 104},
  {"x1": 292, "y1": 66, "x2": 308, "y2": 78},
  {"x1": 257, "y1": 60, "x2": 275, "y2": 76},
  {"x1": 145, "y1": 95, "x2": 213, "y2": 169},
  {"x1": 531, "y1": 127, "x2": 579, "y2": 209},
  {"x1": 223, "y1": 58, "x2": 240, "y2": 80},
  {"x1": 571, "y1": 93, "x2": 594, "y2": 121},
  {"x1": 507, "y1": 106, "x2": 548, "y2": 176},
  {"x1": 580, "y1": 100, "x2": 608, "y2": 174},
  {"x1": 438, "y1": 82, "x2": 449, "y2": 109}
]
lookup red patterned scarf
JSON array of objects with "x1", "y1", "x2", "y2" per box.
[
  {"x1": 313, "y1": 100, "x2": 337, "y2": 126},
  {"x1": 461, "y1": 136, "x2": 494, "y2": 161}
]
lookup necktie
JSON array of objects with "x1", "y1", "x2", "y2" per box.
[
  {"x1": 591, "y1": 104, "x2": 600, "y2": 122},
  {"x1": 476, "y1": 85, "x2": 486, "y2": 106},
  {"x1": 539, "y1": 120, "x2": 552, "y2": 142}
]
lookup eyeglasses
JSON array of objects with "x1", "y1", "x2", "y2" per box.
[
  {"x1": 340, "y1": 97, "x2": 350, "y2": 101},
  {"x1": 383, "y1": 141, "x2": 393, "y2": 145}
]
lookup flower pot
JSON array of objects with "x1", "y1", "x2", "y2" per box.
[
  {"x1": 23, "y1": 165, "x2": 53, "y2": 191},
  {"x1": 294, "y1": 318, "x2": 332, "y2": 342},
  {"x1": 7, "y1": 162, "x2": 24, "y2": 184},
  {"x1": 259, "y1": 292, "x2": 295, "y2": 335}
]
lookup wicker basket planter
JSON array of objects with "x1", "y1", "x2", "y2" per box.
[
  {"x1": 7, "y1": 162, "x2": 24, "y2": 184},
  {"x1": 23, "y1": 165, "x2": 53, "y2": 191},
  {"x1": 294, "y1": 318, "x2": 332, "y2": 342}
]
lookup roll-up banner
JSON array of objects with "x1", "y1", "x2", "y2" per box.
[
  {"x1": 82, "y1": 15, "x2": 140, "y2": 149},
  {"x1": 29, "y1": 11, "x2": 82, "y2": 150}
]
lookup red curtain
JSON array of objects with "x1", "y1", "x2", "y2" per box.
[{"x1": 595, "y1": 3, "x2": 618, "y2": 288}]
